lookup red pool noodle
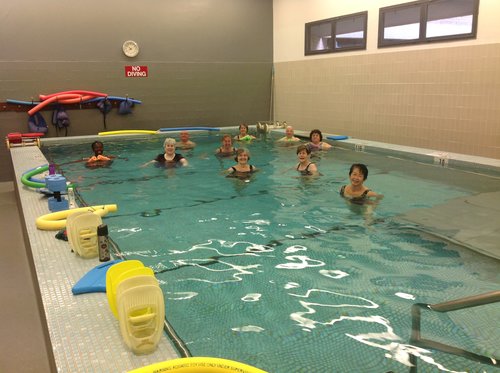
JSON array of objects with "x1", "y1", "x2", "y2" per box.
[
  {"x1": 39, "y1": 90, "x2": 108, "y2": 101},
  {"x1": 28, "y1": 94, "x2": 82, "y2": 115},
  {"x1": 57, "y1": 95, "x2": 95, "y2": 104}
]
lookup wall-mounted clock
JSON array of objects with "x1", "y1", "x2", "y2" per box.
[{"x1": 122, "y1": 40, "x2": 139, "y2": 58}]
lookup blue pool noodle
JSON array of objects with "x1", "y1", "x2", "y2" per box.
[{"x1": 158, "y1": 127, "x2": 220, "y2": 132}]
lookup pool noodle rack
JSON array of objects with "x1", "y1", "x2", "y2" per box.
[{"x1": 0, "y1": 99, "x2": 139, "y2": 113}]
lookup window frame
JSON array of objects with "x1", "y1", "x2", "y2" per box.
[
  {"x1": 305, "y1": 11, "x2": 368, "y2": 56},
  {"x1": 378, "y1": 0, "x2": 480, "y2": 48}
]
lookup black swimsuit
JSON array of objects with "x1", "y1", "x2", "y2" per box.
[
  {"x1": 340, "y1": 185, "x2": 371, "y2": 204},
  {"x1": 217, "y1": 147, "x2": 237, "y2": 157},
  {"x1": 296, "y1": 162, "x2": 314, "y2": 176},
  {"x1": 155, "y1": 153, "x2": 185, "y2": 167},
  {"x1": 230, "y1": 165, "x2": 255, "y2": 173}
]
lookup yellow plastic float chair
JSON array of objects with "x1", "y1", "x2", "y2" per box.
[
  {"x1": 128, "y1": 356, "x2": 268, "y2": 373},
  {"x1": 115, "y1": 275, "x2": 165, "y2": 354},
  {"x1": 106, "y1": 260, "x2": 145, "y2": 317},
  {"x1": 109, "y1": 266, "x2": 155, "y2": 318},
  {"x1": 66, "y1": 211, "x2": 102, "y2": 258}
]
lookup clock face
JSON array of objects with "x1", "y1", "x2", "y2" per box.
[{"x1": 122, "y1": 40, "x2": 139, "y2": 57}]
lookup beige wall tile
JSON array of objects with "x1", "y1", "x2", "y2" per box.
[{"x1": 274, "y1": 43, "x2": 500, "y2": 159}]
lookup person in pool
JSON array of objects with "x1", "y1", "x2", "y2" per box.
[
  {"x1": 295, "y1": 144, "x2": 318, "y2": 176},
  {"x1": 226, "y1": 148, "x2": 257, "y2": 176},
  {"x1": 215, "y1": 134, "x2": 237, "y2": 157},
  {"x1": 177, "y1": 131, "x2": 196, "y2": 150},
  {"x1": 306, "y1": 129, "x2": 332, "y2": 152},
  {"x1": 142, "y1": 138, "x2": 188, "y2": 168},
  {"x1": 234, "y1": 123, "x2": 256, "y2": 142},
  {"x1": 340, "y1": 163, "x2": 382, "y2": 204},
  {"x1": 85, "y1": 141, "x2": 114, "y2": 166},
  {"x1": 277, "y1": 125, "x2": 301, "y2": 143}
]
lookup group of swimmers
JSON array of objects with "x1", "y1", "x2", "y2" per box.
[{"x1": 86, "y1": 124, "x2": 382, "y2": 203}]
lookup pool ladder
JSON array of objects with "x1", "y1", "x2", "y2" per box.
[{"x1": 409, "y1": 290, "x2": 500, "y2": 371}]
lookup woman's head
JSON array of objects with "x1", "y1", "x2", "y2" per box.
[
  {"x1": 239, "y1": 123, "x2": 249, "y2": 134},
  {"x1": 296, "y1": 144, "x2": 311, "y2": 155},
  {"x1": 309, "y1": 129, "x2": 323, "y2": 142},
  {"x1": 163, "y1": 138, "x2": 176, "y2": 152},
  {"x1": 234, "y1": 148, "x2": 250, "y2": 162},
  {"x1": 221, "y1": 134, "x2": 232, "y2": 145},
  {"x1": 349, "y1": 163, "x2": 369, "y2": 180}
]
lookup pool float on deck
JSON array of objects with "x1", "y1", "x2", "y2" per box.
[
  {"x1": 72, "y1": 259, "x2": 123, "y2": 295},
  {"x1": 326, "y1": 135, "x2": 349, "y2": 141},
  {"x1": 35, "y1": 204, "x2": 118, "y2": 230},
  {"x1": 6, "y1": 132, "x2": 44, "y2": 148},
  {"x1": 128, "y1": 357, "x2": 268, "y2": 373},
  {"x1": 21, "y1": 165, "x2": 49, "y2": 189},
  {"x1": 99, "y1": 130, "x2": 158, "y2": 136}
]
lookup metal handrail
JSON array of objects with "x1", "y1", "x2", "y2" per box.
[
  {"x1": 429, "y1": 290, "x2": 500, "y2": 312},
  {"x1": 409, "y1": 290, "x2": 500, "y2": 372}
]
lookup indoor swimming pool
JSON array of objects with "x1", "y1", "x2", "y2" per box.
[{"x1": 42, "y1": 132, "x2": 500, "y2": 373}]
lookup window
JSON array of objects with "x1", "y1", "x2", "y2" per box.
[
  {"x1": 305, "y1": 12, "x2": 367, "y2": 55},
  {"x1": 378, "y1": 0, "x2": 479, "y2": 47}
]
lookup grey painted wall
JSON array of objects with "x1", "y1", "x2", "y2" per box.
[{"x1": 0, "y1": 0, "x2": 273, "y2": 181}]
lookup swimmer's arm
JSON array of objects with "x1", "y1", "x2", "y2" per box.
[
  {"x1": 308, "y1": 164, "x2": 320, "y2": 176},
  {"x1": 141, "y1": 160, "x2": 156, "y2": 167},
  {"x1": 179, "y1": 158, "x2": 189, "y2": 167},
  {"x1": 321, "y1": 142, "x2": 333, "y2": 150},
  {"x1": 367, "y1": 190, "x2": 384, "y2": 199}
]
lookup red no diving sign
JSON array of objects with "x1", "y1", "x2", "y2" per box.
[{"x1": 125, "y1": 66, "x2": 148, "y2": 77}]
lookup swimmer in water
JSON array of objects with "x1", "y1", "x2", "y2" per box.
[
  {"x1": 226, "y1": 148, "x2": 257, "y2": 177},
  {"x1": 215, "y1": 134, "x2": 237, "y2": 157},
  {"x1": 306, "y1": 129, "x2": 332, "y2": 152},
  {"x1": 178, "y1": 131, "x2": 196, "y2": 150},
  {"x1": 339, "y1": 163, "x2": 382, "y2": 204},
  {"x1": 84, "y1": 141, "x2": 115, "y2": 167},
  {"x1": 295, "y1": 144, "x2": 318, "y2": 176},
  {"x1": 234, "y1": 123, "x2": 256, "y2": 142},
  {"x1": 277, "y1": 125, "x2": 301, "y2": 143},
  {"x1": 142, "y1": 138, "x2": 188, "y2": 168}
]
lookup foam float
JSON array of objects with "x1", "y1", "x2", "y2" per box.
[
  {"x1": 99, "y1": 130, "x2": 158, "y2": 136},
  {"x1": 128, "y1": 357, "x2": 268, "y2": 373},
  {"x1": 35, "y1": 204, "x2": 118, "y2": 230}
]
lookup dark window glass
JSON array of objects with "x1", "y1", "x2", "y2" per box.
[
  {"x1": 305, "y1": 12, "x2": 367, "y2": 55},
  {"x1": 309, "y1": 22, "x2": 332, "y2": 53},
  {"x1": 426, "y1": 0, "x2": 476, "y2": 38},
  {"x1": 335, "y1": 14, "x2": 366, "y2": 49},
  {"x1": 379, "y1": 0, "x2": 479, "y2": 47},
  {"x1": 383, "y1": 5, "x2": 421, "y2": 42}
]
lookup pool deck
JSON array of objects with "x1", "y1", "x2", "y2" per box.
[{"x1": 9, "y1": 145, "x2": 179, "y2": 373}]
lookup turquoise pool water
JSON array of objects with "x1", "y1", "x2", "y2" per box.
[{"x1": 43, "y1": 134, "x2": 500, "y2": 373}]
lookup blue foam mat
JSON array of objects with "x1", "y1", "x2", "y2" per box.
[{"x1": 326, "y1": 135, "x2": 348, "y2": 140}]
